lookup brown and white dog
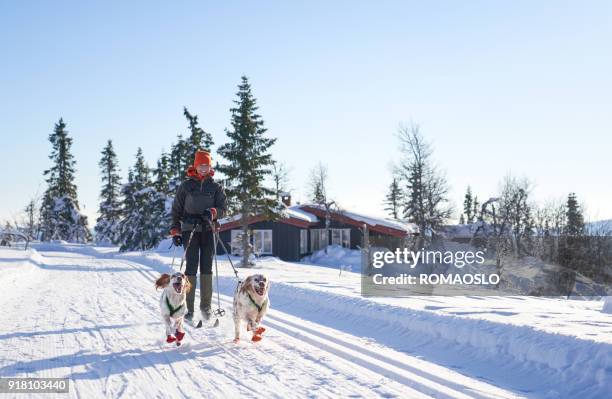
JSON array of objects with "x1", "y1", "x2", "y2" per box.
[
  {"x1": 155, "y1": 272, "x2": 191, "y2": 346},
  {"x1": 233, "y1": 274, "x2": 270, "y2": 343}
]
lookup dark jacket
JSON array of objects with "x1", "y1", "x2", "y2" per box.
[{"x1": 171, "y1": 174, "x2": 227, "y2": 233}]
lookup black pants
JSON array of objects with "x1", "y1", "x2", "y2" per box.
[{"x1": 182, "y1": 229, "x2": 214, "y2": 276}]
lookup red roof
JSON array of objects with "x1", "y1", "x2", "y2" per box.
[
  {"x1": 218, "y1": 213, "x2": 315, "y2": 232},
  {"x1": 218, "y1": 205, "x2": 416, "y2": 238},
  {"x1": 299, "y1": 205, "x2": 413, "y2": 238}
]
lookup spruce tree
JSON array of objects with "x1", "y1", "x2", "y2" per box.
[
  {"x1": 118, "y1": 148, "x2": 160, "y2": 251},
  {"x1": 153, "y1": 151, "x2": 172, "y2": 195},
  {"x1": 384, "y1": 177, "x2": 403, "y2": 219},
  {"x1": 152, "y1": 151, "x2": 173, "y2": 235},
  {"x1": 463, "y1": 186, "x2": 474, "y2": 223},
  {"x1": 558, "y1": 192, "x2": 585, "y2": 296},
  {"x1": 94, "y1": 140, "x2": 122, "y2": 245},
  {"x1": 168, "y1": 134, "x2": 189, "y2": 194},
  {"x1": 564, "y1": 193, "x2": 584, "y2": 236},
  {"x1": 473, "y1": 196, "x2": 480, "y2": 222},
  {"x1": 40, "y1": 118, "x2": 91, "y2": 242},
  {"x1": 217, "y1": 76, "x2": 279, "y2": 266},
  {"x1": 184, "y1": 107, "x2": 214, "y2": 154}
]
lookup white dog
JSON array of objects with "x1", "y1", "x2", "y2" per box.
[
  {"x1": 233, "y1": 274, "x2": 270, "y2": 343},
  {"x1": 155, "y1": 272, "x2": 191, "y2": 346}
]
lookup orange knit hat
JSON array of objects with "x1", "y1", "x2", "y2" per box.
[{"x1": 193, "y1": 150, "x2": 212, "y2": 167}]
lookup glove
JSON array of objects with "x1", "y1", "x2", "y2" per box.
[
  {"x1": 203, "y1": 208, "x2": 218, "y2": 221},
  {"x1": 172, "y1": 235, "x2": 183, "y2": 247},
  {"x1": 202, "y1": 209, "x2": 213, "y2": 221}
]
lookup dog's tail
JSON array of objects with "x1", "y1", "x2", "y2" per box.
[{"x1": 155, "y1": 273, "x2": 171, "y2": 290}]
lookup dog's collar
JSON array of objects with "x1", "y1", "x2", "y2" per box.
[
  {"x1": 165, "y1": 295, "x2": 184, "y2": 317},
  {"x1": 247, "y1": 293, "x2": 267, "y2": 314}
]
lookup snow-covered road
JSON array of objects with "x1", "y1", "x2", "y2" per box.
[{"x1": 0, "y1": 247, "x2": 523, "y2": 399}]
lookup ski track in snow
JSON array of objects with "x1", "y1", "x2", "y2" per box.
[{"x1": 0, "y1": 246, "x2": 606, "y2": 398}]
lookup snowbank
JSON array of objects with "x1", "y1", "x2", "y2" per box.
[
  {"x1": 301, "y1": 245, "x2": 361, "y2": 272},
  {"x1": 214, "y1": 276, "x2": 612, "y2": 398},
  {"x1": 603, "y1": 297, "x2": 612, "y2": 314}
]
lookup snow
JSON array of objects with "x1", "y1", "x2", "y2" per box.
[
  {"x1": 283, "y1": 206, "x2": 318, "y2": 223},
  {"x1": 301, "y1": 244, "x2": 361, "y2": 272},
  {"x1": 298, "y1": 203, "x2": 418, "y2": 234},
  {"x1": 218, "y1": 205, "x2": 319, "y2": 226},
  {"x1": 1, "y1": 244, "x2": 610, "y2": 398},
  {"x1": 603, "y1": 297, "x2": 612, "y2": 314}
]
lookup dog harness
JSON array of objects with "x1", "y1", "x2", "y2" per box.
[
  {"x1": 247, "y1": 293, "x2": 268, "y2": 314},
  {"x1": 165, "y1": 295, "x2": 184, "y2": 317}
]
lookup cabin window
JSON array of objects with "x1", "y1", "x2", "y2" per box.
[
  {"x1": 310, "y1": 229, "x2": 328, "y2": 251},
  {"x1": 253, "y1": 229, "x2": 273, "y2": 255},
  {"x1": 331, "y1": 228, "x2": 351, "y2": 248},
  {"x1": 300, "y1": 229, "x2": 308, "y2": 254}
]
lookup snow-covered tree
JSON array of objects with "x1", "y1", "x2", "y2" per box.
[
  {"x1": 168, "y1": 134, "x2": 189, "y2": 195},
  {"x1": 151, "y1": 151, "x2": 173, "y2": 237},
  {"x1": 94, "y1": 140, "x2": 122, "y2": 245},
  {"x1": 118, "y1": 148, "x2": 161, "y2": 251},
  {"x1": 384, "y1": 177, "x2": 403, "y2": 220},
  {"x1": 39, "y1": 118, "x2": 91, "y2": 242},
  {"x1": 217, "y1": 76, "x2": 280, "y2": 267},
  {"x1": 24, "y1": 198, "x2": 39, "y2": 240}
]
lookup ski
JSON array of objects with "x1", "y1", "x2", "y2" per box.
[
  {"x1": 185, "y1": 318, "x2": 203, "y2": 329},
  {"x1": 186, "y1": 317, "x2": 220, "y2": 329}
]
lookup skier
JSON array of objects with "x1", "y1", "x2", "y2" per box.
[{"x1": 170, "y1": 150, "x2": 227, "y2": 324}]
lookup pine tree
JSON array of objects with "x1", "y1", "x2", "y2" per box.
[
  {"x1": 459, "y1": 214, "x2": 465, "y2": 224},
  {"x1": 384, "y1": 177, "x2": 403, "y2": 219},
  {"x1": 168, "y1": 134, "x2": 189, "y2": 194},
  {"x1": 184, "y1": 107, "x2": 214, "y2": 154},
  {"x1": 558, "y1": 192, "x2": 585, "y2": 297},
  {"x1": 118, "y1": 148, "x2": 161, "y2": 251},
  {"x1": 39, "y1": 118, "x2": 91, "y2": 242},
  {"x1": 94, "y1": 140, "x2": 122, "y2": 245},
  {"x1": 152, "y1": 151, "x2": 173, "y2": 236},
  {"x1": 473, "y1": 195, "x2": 480, "y2": 222},
  {"x1": 463, "y1": 186, "x2": 474, "y2": 223},
  {"x1": 564, "y1": 193, "x2": 584, "y2": 236},
  {"x1": 166, "y1": 108, "x2": 214, "y2": 195},
  {"x1": 153, "y1": 152, "x2": 172, "y2": 194},
  {"x1": 217, "y1": 76, "x2": 279, "y2": 267}
]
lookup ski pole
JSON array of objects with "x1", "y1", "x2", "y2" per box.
[
  {"x1": 170, "y1": 244, "x2": 177, "y2": 271},
  {"x1": 209, "y1": 220, "x2": 225, "y2": 317},
  {"x1": 206, "y1": 219, "x2": 240, "y2": 280}
]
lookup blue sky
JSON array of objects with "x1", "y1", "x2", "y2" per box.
[{"x1": 1, "y1": 1, "x2": 611, "y2": 226}]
